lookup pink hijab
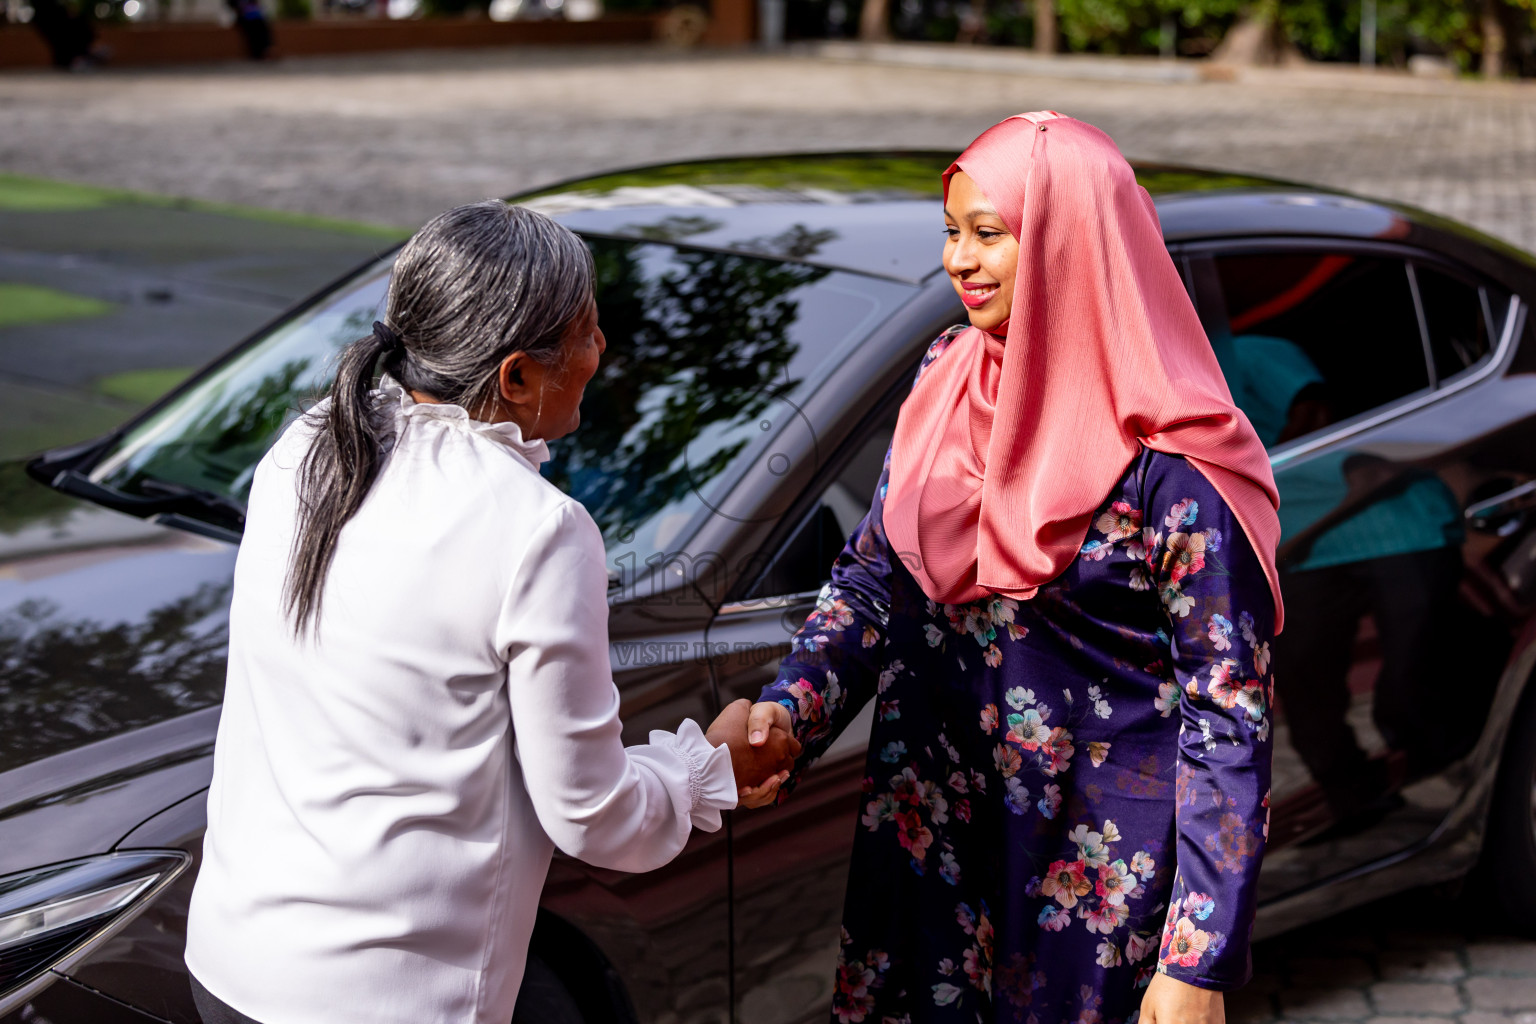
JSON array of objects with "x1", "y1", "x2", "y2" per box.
[{"x1": 884, "y1": 112, "x2": 1285, "y2": 631}]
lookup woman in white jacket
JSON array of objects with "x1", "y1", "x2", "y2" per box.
[{"x1": 185, "y1": 201, "x2": 797, "y2": 1024}]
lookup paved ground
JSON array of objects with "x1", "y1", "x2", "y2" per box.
[
  {"x1": 3, "y1": 43, "x2": 1536, "y2": 1017},
  {"x1": 1, "y1": 47, "x2": 1534, "y2": 253},
  {"x1": 1238, "y1": 889, "x2": 1536, "y2": 1024}
]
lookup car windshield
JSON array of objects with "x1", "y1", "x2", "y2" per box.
[{"x1": 87, "y1": 235, "x2": 917, "y2": 572}]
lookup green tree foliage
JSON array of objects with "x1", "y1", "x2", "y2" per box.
[{"x1": 938, "y1": 0, "x2": 1534, "y2": 71}]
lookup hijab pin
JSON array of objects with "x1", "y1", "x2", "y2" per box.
[{"x1": 1038, "y1": 125, "x2": 1048, "y2": 132}]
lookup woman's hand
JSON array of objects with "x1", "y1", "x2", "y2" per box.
[
  {"x1": 1140, "y1": 972, "x2": 1224, "y2": 1024},
  {"x1": 705, "y1": 699, "x2": 800, "y2": 807},
  {"x1": 737, "y1": 771, "x2": 789, "y2": 808},
  {"x1": 746, "y1": 700, "x2": 793, "y2": 748},
  {"x1": 736, "y1": 701, "x2": 799, "y2": 808}
]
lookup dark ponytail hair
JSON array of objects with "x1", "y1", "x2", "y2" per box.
[{"x1": 284, "y1": 200, "x2": 595, "y2": 634}]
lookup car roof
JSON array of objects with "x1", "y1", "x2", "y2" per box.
[{"x1": 513, "y1": 150, "x2": 1536, "y2": 289}]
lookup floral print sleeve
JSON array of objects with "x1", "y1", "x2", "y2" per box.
[
  {"x1": 758, "y1": 327, "x2": 967, "y2": 785},
  {"x1": 760, "y1": 493, "x2": 895, "y2": 784},
  {"x1": 1146, "y1": 461, "x2": 1276, "y2": 991}
]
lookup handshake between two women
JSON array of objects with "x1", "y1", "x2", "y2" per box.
[{"x1": 704, "y1": 698, "x2": 803, "y2": 810}]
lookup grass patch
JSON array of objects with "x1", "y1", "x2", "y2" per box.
[
  {"x1": 0, "y1": 173, "x2": 411, "y2": 240},
  {"x1": 96, "y1": 367, "x2": 194, "y2": 405},
  {"x1": 0, "y1": 175, "x2": 128, "y2": 213},
  {"x1": 182, "y1": 199, "x2": 412, "y2": 241},
  {"x1": 0, "y1": 283, "x2": 114, "y2": 329}
]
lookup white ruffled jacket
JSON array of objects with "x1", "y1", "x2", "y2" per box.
[{"x1": 186, "y1": 382, "x2": 736, "y2": 1024}]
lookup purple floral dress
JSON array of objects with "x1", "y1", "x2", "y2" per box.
[{"x1": 760, "y1": 331, "x2": 1276, "y2": 1024}]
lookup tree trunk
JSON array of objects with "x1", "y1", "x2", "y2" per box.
[
  {"x1": 1034, "y1": 0, "x2": 1055, "y2": 53},
  {"x1": 858, "y1": 0, "x2": 891, "y2": 41},
  {"x1": 1359, "y1": 0, "x2": 1376, "y2": 66},
  {"x1": 1211, "y1": 7, "x2": 1305, "y2": 65},
  {"x1": 1482, "y1": 0, "x2": 1506, "y2": 78}
]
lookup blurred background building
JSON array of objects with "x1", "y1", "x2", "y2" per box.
[{"x1": 0, "y1": 0, "x2": 1531, "y2": 75}]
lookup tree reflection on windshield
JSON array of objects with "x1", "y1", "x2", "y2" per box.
[
  {"x1": 544, "y1": 239, "x2": 829, "y2": 545},
  {"x1": 91, "y1": 292, "x2": 384, "y2": 502},
  {"x1": 80, "y1": 235, "x2": 914, "y2": 573},
  {"x1": 0, "y1": 583, "x2": 230, "y2": 773},
  {"x1": 177, "y1": 358, "x2": 316, "y2": 496}
]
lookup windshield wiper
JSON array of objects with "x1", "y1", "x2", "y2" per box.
[
  {"x1": 137, "y1": 479, "x2": 248, "y2": 526},
  {"x1": 47, "y1": 469, "x2": 246, "y2": 542}
]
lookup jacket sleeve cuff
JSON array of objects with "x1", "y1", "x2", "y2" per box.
[
  {"x1": 1155, "y1": 963, "x2": 1249, "y2": 992},
  {"x1": 650, "y1": 718, "x2": 738, "y2": 832}
]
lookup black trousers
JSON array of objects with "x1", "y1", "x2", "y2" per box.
[
  {"x1": 190, "y1": 974, "x2": 265, "y2": 1024},
  {"x1": 1274, "y1": 546, "x2": 1463, "y2": 809}
]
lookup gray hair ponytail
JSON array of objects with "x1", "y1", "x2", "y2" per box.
[{"x1": 285, "y1": 200, "x2": 595, "y2": 633}]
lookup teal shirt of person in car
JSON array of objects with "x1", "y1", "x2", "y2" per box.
[
  {"x1": 1209, "y1": 330, "x2": 1465, "y2": 571},
  {"x1": 1210, "y1": 331, "x2": 1326, "y2": 449},
  {"x1": 1277, "y1": 453, "x2": 1466, "y2": 570}
]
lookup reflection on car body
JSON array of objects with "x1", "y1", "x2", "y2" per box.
[{"x1": 1, "y1": 152, "x2": 1535, "y2": 1024}]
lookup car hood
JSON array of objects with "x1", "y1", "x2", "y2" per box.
[{"x1": 0, "y1": 459, "x2": 233, "y2": 870}]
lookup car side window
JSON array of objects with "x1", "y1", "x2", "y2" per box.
[
  {"x1": 1413, "y1": 263, "x2": 1499, "y2": 382},
  {"x1": 744, "y1": 402, "x2": 901, "y2": 599},
  {"x1": 1202, "y1": 251, "x2": 1432, "y2": 448},
  {"x1": 1195, "y1": 248, "x2": 1513, "y2": 855}
]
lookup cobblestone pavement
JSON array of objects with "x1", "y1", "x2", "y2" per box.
[
  {"x1": 4, "y1": 43, "x2": 1536, "y2": 1016},
  {"x1": 1237, "y1": 891, "x2": 1536, "y2": 1024},
  {"x1": 0, "y1": 47, "x2": 1534, "y2": 255}
]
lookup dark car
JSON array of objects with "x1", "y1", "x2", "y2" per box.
[{"x1": 2, "y1": 151, "x2": 1534, "y2": 1024}]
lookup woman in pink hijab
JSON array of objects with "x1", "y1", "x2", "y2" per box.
[{"x1": 746, "y1": 113, "x2": 1283, "y2": 1024}]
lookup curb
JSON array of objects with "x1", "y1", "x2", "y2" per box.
[
  {"x1": 796, "y1": 40, "x2": 1206, "y2": 84},
  {"x1": 795, "y1": 39, "x2": 1536, "y2": 95}
]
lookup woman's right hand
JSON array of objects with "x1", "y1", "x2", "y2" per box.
[
  {"x1": 705, "y1": 699, "x2": 800, "y2": 806},
  {"x1": 1140, "y1": 972, "x2": 1225, "y2": 1024},
  {"x1": 747, "y1": 700, "x2": 794, "y2": 749},
  {"x1": 738, "y1": 701, "x2": 798, "y2": 808}
]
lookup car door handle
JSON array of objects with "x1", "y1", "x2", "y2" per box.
[{"x1": 1466, "y1": 480, "x2": 1536, "y2": 535}]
